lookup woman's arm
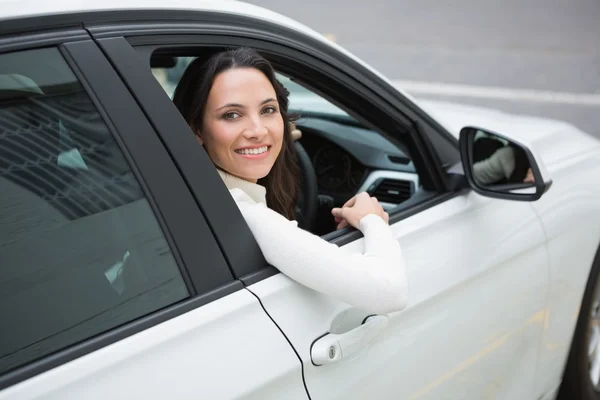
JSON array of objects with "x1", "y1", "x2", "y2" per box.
[
  {"x1": 230, "y1": 189, "x2": 408, "y2": 314},
  {"x1": 473, "y1": 146, "x2": 516, "y2": 184}
]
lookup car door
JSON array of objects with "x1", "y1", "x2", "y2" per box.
[
  {"x1": 246, "y1": 68, "x2": 551, "y2": 399},
  {"x1": 91, "y1": 16, "x2": 550, "y2": 400},
  {"x1": 0, "y1": 29, "x2": 307, "y2": 399},
  {"x1": 242, "y1": 64, "x2": 551, "y2": 399}
]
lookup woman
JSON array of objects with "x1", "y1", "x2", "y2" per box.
[{"x1": 173, "y1": 47, "x2": 408, "y2": 314}]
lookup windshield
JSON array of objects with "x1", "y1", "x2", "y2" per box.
[{"x1": 277, "y1": 75, "x2": 352, "y2": 119}]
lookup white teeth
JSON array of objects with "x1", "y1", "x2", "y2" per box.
[{"x1": 236, "y1": 146, "x2": 268, "y2": 155}]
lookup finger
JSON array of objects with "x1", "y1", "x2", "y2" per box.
[
  {"x1": 374, "y1": 199, "x2": 385, "y2": 213},
  {"x1": 337, "y1": 216, "x2": 349, "y2": 228},
  {"x1": 346, "y1": 192, "x2": 368, "y2": 208},
  {"x1": 384, "y1": 212, "x2": 389, "y2": 224},
  {"x1": 342, "y1": 195, "x2": 358, "y2": 208},
  {"x1": 344, "y1": 192, "x2": 370, "y2": 209},
  {"x1": 337, "y1": 220, "x2": 349, "y2": 230},
  {"x1": 357, "y1": 192, "x2": 371, "y2": 201},
  {"x1": 332, "y1": 207, "x2": 349, "y2": 220}
]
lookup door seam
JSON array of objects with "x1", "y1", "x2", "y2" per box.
[
  {"x1": 244, "y1": 287, "x2": 312, "y2": 400},
  {"x1": 528, "y1": 202, "x2": 553, "y2": 399}
]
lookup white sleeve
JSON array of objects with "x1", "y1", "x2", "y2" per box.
[
  {"x1": 230, "y1": 189, "x2": 408, "y2": 314},
  {"x1": 473, "y1": 146, "x2": 516, "y2": 184}
]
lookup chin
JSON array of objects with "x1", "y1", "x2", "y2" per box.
[
  {"x1": 238, "y1": 167, "x2": 272, "y2": 183},
  {"x1": 248, "y1": 171, "x2": 271, "y2": 182}
]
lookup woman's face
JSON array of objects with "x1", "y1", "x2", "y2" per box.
[{"x1": 198, "y1": 67, "x2": 284, "y2": 183}]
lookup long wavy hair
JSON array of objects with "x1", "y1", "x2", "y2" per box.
[{"x1": 173, "y1": 47, "x2": 300, "y2": 220}]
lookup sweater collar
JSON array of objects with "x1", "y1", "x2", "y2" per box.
[{"x1": 216, "y1": 169, "x2": 267, "y2": 205}]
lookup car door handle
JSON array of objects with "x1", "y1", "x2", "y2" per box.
[{"x1": 310, "y1": 315, "x2": 388, "y2": 366}]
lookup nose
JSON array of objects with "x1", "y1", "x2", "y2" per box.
[{"x1": 242, "y1": 115, "x2": 268, "y2": 140}]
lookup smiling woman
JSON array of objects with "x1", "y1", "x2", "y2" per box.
[
  {"x1": 173, "y1": 49, "x2": 298, "y2": 219},
  {"x1": 171, "y1": 47, "x2": 408, "y2": 314},
  {"x1": 192, "y1": 67, "x2": 284, "y2": 183}
]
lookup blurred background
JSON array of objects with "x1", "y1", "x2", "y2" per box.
[{"x1": 245, "y1": 0, "x2": 600, "y2": 140}]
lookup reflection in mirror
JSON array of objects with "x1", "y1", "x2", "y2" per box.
[{"x1": 471, "y1": 129, "x2": 535, "y2": 191}]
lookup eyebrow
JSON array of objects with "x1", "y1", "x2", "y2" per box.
[{"x1": 216, "y1": 98, "x2": 277, "y2": 111}]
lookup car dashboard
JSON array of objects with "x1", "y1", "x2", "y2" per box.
[{"x1": 295, "y1": 116, "x2": 420, "y2": 210}]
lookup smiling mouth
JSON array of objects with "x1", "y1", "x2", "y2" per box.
[{"x1": 235, "y1": 146, "x2": 270, "y2": 155}]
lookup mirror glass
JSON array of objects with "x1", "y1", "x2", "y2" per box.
[{"x1": 470, "y1": 129, "x2": 536, "y2": 194}]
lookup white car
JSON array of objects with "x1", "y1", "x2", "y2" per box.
[{"x1": 1, "y1": 1, "x2": 599, "y2": 400}]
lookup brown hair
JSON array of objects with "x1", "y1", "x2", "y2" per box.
[{"x1": 172, "y1": 47, "x2": 299, "y2": 220}]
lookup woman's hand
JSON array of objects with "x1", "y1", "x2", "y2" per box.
[
  {"x1": 523, "y1": 168, "x2": 535, "y2": 183},
  {"x1": 331, "y1": 192, "x2": 389, "y2": 230}
]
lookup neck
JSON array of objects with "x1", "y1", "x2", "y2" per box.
[{"x1": 216, "y1": 168, "x2": 267, "y2": 205}]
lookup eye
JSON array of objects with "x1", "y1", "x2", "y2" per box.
[
  {"x1": 223, "y1": 111, "x2": 241, "y2": 120},
  {"x1": 262, "y1": 106, "x2": 277, "y2": 114}
]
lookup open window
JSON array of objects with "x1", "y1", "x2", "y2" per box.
[{"x1": 149, "y1": 47, "x2": 438, "y2": 236}]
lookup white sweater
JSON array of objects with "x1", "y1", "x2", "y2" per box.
[
  {"x1": 473, "y1": 146, "x2": 516, "y2": 184},
  {"x1": 218, "y1": 170, "x2": 408, "y2": 314}
]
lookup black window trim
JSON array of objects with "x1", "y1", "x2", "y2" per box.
[
  {"x1": 0, "y1": 27, "x2": 88, "y2": 54},
  {"x1": 0, "y1": 33, "x2": 239, "y2": 389},
  {"x1": 94, "y1": 36, "x2": 269, "y2": 280},
  {"x1": 62, "y1": 39, "x2": 233, "y2": 294}
]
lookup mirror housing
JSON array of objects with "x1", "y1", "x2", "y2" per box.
[{"x1": 458, "y1": 126, "x2": 552, "y2": 201}]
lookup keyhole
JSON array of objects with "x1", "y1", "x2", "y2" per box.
[{"x1": 329, "y1": 346, "x2": 336, "y2": 359}]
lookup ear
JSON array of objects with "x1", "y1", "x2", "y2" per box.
[{"x1": 195, "y1": 132, "x2": 204, "y2": 145}]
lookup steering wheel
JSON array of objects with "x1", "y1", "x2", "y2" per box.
[{"x1": 294, "y1": 141, "x2": 318, "y2": 232}]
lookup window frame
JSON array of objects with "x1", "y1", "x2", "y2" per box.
[
  {"x1": 95, "y1": 36, "x2": 272, "y2": 283},
  {"x1": 0, "y1": 32, "x2": 239, "y2": 390},
  {"x1": 88, "y1": 16, "x2": 464, "y2": 280}
]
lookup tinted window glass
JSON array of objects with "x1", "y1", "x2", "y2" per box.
[{"x1": 0, "y1": 48, "x2": 189, "y2": 375}]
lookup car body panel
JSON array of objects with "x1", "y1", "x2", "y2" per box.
[
  {"x1": 0, "y1": 289, "x2": 307, "y2": 400},
  {"x1": 528, "y1": 150, "x2": 600, "y2": 398},
  {"x1": 417, "y1": 99, "x2": 600, "y2": 166},
  {"x1": 249, "y1": 191, "x2": 549, "y2": 399},
  {"x1": 413, "y1": 99, "x2": 600, "y2": 400},
  {"x1": 397, "y1": 99, "x2": 600, "y2": 400}
]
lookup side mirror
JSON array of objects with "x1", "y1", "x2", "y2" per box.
[{"x1": 459, "y1": 126, "x2": 552, "y2": 201}]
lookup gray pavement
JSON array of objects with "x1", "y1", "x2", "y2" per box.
[{"x1": 245, "y1": 0, "x2": 600, "y2": 138}]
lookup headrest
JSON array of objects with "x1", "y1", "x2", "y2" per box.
[{"x1": 0, "y1": 74, "x2": 43, "y2": 102}]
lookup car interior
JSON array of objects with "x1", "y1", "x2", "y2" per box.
[{"x1": 150, "y1": 48, "x2": 435, "y2": 236}]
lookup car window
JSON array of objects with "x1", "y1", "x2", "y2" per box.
[
  {"x1": 152, "y1": 56, "x2": 192, "y2": 98},
  {"x1": 150, "y1": 55, "x2": 409, "y2": 165},
  {"x1": 0, "y1": 48, "x2": 189, "y2": 376},
  {"x1": 278, "y1": 75, "x2": 351, "y2": 118},
  {"x1": 150, "y1": 52, "x2": 423, "y2": 236}
]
